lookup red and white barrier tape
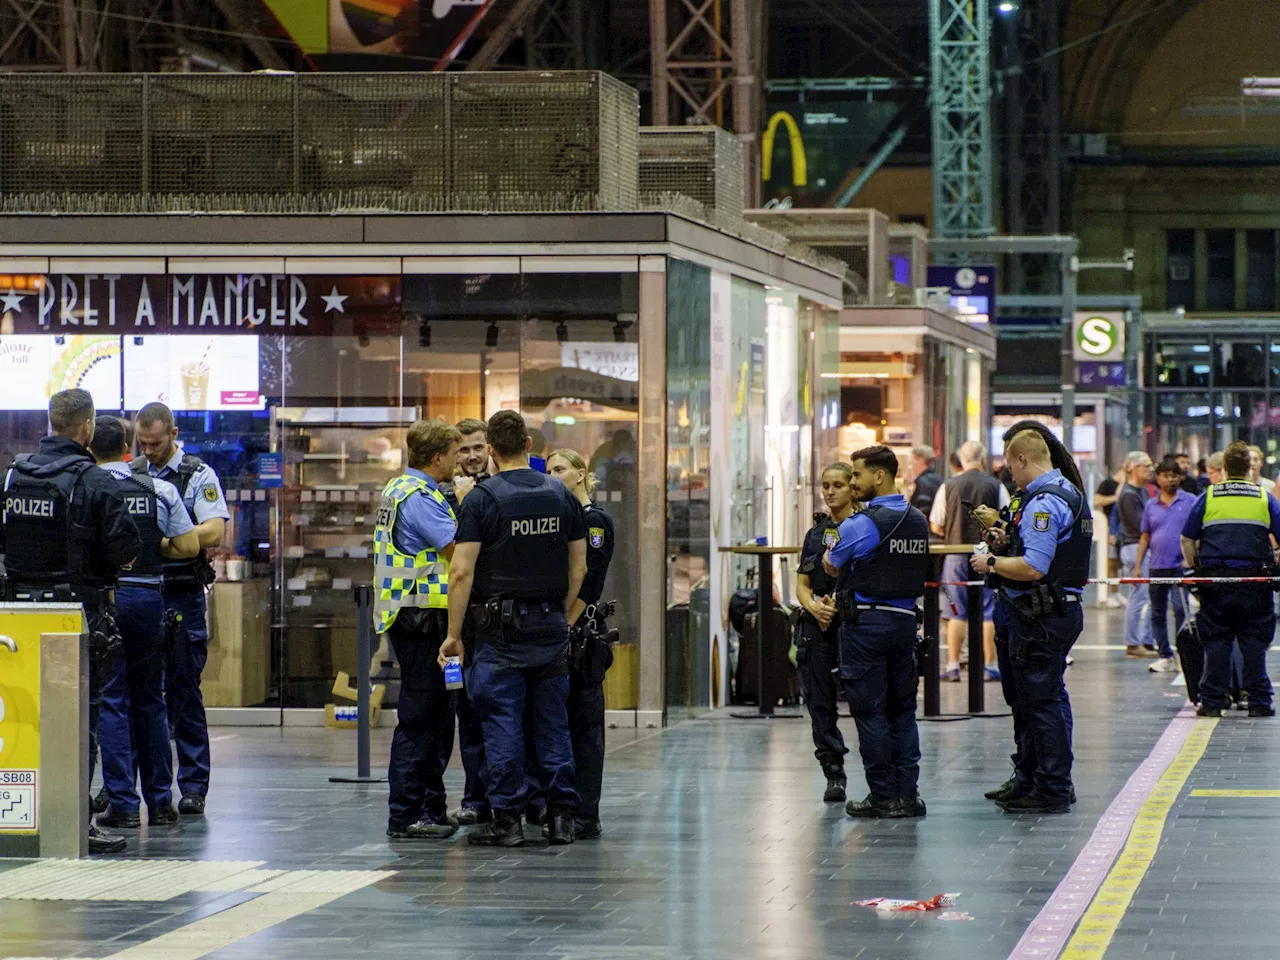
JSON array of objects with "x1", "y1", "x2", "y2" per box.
[{"x1": 927, "y1": 575, "x2": 1280, "y2": 588}]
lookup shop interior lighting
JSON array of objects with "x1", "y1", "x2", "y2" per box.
[
  {"x1": 485, "y1": 322, "x2": 499, "y2": 348},
  {"x1": 996, "y1": 1, "x2": 1017, "y2": 12},
  {"x1": 1242, "y1": 77, "x2": 1280, "y2": 98},
  {"x1": 556, "y1": 320, "x2": 569, "y2": 343}
]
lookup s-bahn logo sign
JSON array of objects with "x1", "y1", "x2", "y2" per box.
[{"x1": 1072, "y1": 312, "x2": 1125, "y2": 362}]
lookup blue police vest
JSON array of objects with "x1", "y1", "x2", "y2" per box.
[
  {"x1": 840, "y1": 503, "x2": 930, "y2": 601},
  {"x1": 1198, "y1": 480, "x2": 1273, "y2": 568},
  {"x1": 1007, "y1": 482, "x2": 1093, "y2": 589},
  {"x1": 470, "y1": 471, "x2": 570, "y2": 603},
  {"x1": 111, "y1": 472, "x2": 164, "y2": 580}
]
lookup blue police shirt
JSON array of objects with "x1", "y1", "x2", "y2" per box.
[
  {"x1": 147, "y1": 447, "x2": 231, "y2": 524},
  {"x1": 1008, "y1": 469, "x2": 1084, "y2": 598},
  {"x1": 826, "y1": 493, "x2": 916, "y2": 610},
  {"x1": 392, "y1": 468, "x2": 457, "y2": 555},
  {"x1": 100, "y1": 461, "x2": 195, "y2": 586},
  {"x1": 1181, "y1": 487, "x2": 1280, "y2": 568}
]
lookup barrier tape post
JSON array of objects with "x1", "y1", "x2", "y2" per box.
[
  {"x1": 922, "y1": 554, "x2": 942, "y2": 717},
  {"x1": 966, "y1": 579, "x2": 985, "y2": 713}
]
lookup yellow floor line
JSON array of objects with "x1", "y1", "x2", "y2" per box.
[
  {"x1": 1060, "y1": 717, "x2": 1218, "y2": 960},
  {"x1": 1190, "y1": 788, "x2": 1280, "y2": 797}
]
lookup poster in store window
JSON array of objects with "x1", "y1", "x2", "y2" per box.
[{"x1": 123, "y1": 336, "x2": 263, "y2": 411}]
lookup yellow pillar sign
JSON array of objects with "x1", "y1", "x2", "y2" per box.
[
  {"x1": 0, "y1": 608, "x2": 83, "y2": 839},
  {"x1": 761, "y1": 111, "x2": 807, "y2": 187}
]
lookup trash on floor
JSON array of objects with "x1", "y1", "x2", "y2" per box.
[{"x1": 854, "y1": 893, "x2": 961, "y2": 913}]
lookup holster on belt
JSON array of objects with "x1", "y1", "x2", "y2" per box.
[{"x1": 836, "y1": 591, "x2": 859, "y2": 623}]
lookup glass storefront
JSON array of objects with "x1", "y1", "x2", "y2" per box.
[
  {"x1": 0, "y1": 253, "x2": 840, "y2": 718},
  {"x1": 1146, "y1": 329, "x2": 1280, "y2": 469}
]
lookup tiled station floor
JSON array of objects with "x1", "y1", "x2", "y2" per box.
[{"x1": 1, "y1": 608, "x2": 1276, "y2": 960}]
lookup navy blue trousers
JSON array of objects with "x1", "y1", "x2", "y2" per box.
[
  {"x1": 99, "y1": 586, "x2": 173, "y2": 812},
  {"x1": 993, "y1": 597, "x2": 1080, "y2": 804},
  {"x1": 839, "y1": 610, "x2": 920, "y2": 801},
  {"x1": 386, "y1": 612, "x2": 452, "y2": 827},
  {"x1": 162, "y1": 585, "x2": 210, "y2": 799},
  {"x1": 437, "y1": 682, "x2": 489, "y2": 812},
  {"x1": 1197, "y1": 583, "x2": 1274, "y2": 710}
]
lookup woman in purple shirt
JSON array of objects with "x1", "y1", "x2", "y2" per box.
[{"x1": 1135, "y1": 458, "x2": 1197, "y2": 671}]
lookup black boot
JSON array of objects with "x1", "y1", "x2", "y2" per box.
[
  {"x1": 1249, "y1": 704, "x2": 1276, "y2": 718},
  {"x1": 453, "y1": 807, "x2": 492, "y2": 826},
  {"x1": 845, "y1": 793, "x2": 900, "y2": 819},
  {"x1": 88, "y1": 824, "x2": 126, "y2": 855},
  {"x1": 985, "y1": 777, "x2": 1030, "y2": 802},
  {"x1": 821, "y1": 763, "x2": 847, "y2": 803},
  {"x1": 91, "y1": 787, "x2": 110, "y2": 815},
  {"x1": 96, "y1": 806, "x2": 141, "y2": 829},
  {"x1": 999, "y1": 791, "x2": 1070, "y2": 815},
  {"x1": 900, "y1": 795, "x2": 927, "y2": 818},
  {"x1": 573, "y1": 817, "x2": 603, "y2": 840},
  {"x1": 468, "y1": 809, "x2": 525, "y2": 847},
  {"x1": 545, "y1": 808, "x2": 576, "y2": 845}
]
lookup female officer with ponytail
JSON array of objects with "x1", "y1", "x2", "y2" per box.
[{"x1": 547, "y1": 448, "x2": 615, "y2": 839}]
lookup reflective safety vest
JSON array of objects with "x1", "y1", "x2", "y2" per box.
[
  {"x1": 373, "y1": 473, "x2": 455, "y2": 634},
  {"x1": 1199, "y1": 480, "x2": 1273, "y2": 568}
]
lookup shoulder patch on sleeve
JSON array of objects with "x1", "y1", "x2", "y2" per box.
[
  {"x1": 203, "y1": 486, "x2": 219, "y2": 502},
  {"x1": 823, "y1": 528, "x2": 840, "y2": 549},
  {"x1": 589, "y1": 526, "x2": 605, "y2": 548},
  {"x1": 1032, "y1": 511, "x2": 1051, "y2": 532}
]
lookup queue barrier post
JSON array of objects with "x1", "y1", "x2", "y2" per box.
[
  {"x1": 966, "y1": 579, "x2": 985, "y2": 714},
  {"x1": 922, "y1": 554, "x2": 942, "y2": 717},
  {"x1": 0, "y1": 603, "x2": 88, "y2": 859},
  {"x1": 719, "y1": 545, "x2": 803, "y2": 720},
  {"x1": 329, "y1": 585, "x2": 387, "y2": 784}
]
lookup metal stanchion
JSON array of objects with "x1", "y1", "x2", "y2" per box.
[
  {"x1": 330, "y1": 584, "x2": 388, "y2": 784},
  {"x1": 721, "y1": 545, "x2": 803, "y2": 720},
  {"x1": 966, "y1": 580, "x2": 985, "y2": 714},
  {"x1": 922, "y1": 555, "x2": 941, "y2": 717}
]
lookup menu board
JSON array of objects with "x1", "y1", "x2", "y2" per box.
[
  {"x1": 124, "y1": 336, "x2": 263, "y2": 411},
  {"x1": 0, "y1": 335, "x2": 122, "y2": 411}
]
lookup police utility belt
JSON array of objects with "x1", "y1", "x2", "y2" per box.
[
  {"x1": 2, "y1": 579, "x2": 114, "y2": 609},
  {"x1": 998, "y1": 581, "x2": 1079, "y2": 620},
  {"x1": 468, "y1": 596, "x2": 565, "y2": 634},
  {"x1": 836, "y1": 591, "x2": 922, "y2": 624},
  {"x1": 571, "y1": 601, "x2": 618, "y2": 683}
]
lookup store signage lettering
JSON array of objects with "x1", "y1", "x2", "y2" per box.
[{"x1": 0, "y1": 275, "x2": 396, "y2": 335}]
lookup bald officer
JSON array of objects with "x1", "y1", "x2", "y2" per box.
[
  {"x1": 133, "y1": 401, "x2": 229, "y2": 816},
  {"x1": 1180, "y1": 440, "x2": 1280, "y2": 718},
  {"x1": 972, "y1": 429, "x2": 1091, "y2": 815}
]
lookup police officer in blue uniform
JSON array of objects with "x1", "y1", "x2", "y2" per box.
[
  {"x1": 439, "y1": 416, "x2": 491, "y2": 826},
  {"x1": 972, "y1": 428, "x2": 1092, "y2": 815},
  {"x1": 90, "y1": 416, "x2": 200, "y2": 829},
  {"x1": 822, "y1": 445, "x2": 929, "y2": 820},
  {"x1": 1179, "y1": 440, "x2": 1280, "y2": 718},
  {"x1": 0, "y1": 389, "x2": 141, "y2": 854},
  {"x1": 376, "y1": 420, "x2": 465, "y2": 839},
  {"x1": 133, "y1": 401, "x2": 230, "y2": 816},
  {"x1": 797, "y1": 464, "x2": 857, "y2": 803},
  {"x1": 439, "y1": 411, "x2": 587, "y2": 847},
  {"x1": 547, "y1": 447, "x2": 615, "y2": 839}
]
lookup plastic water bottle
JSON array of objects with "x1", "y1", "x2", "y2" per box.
[{"x1": 443, "y1": 656, "x2": 464, "y2": 691}]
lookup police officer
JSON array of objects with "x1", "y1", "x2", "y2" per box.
[
  {"x1": 439, "y1": 410, "x2": 587, "y2": 847},
  {"x1": 90, "y1": 416, "x2": 200, "y2": 829},
  {"x1": 971, "y1": 428, "x2": 1092, "y2": 815},
  {"x1": 1180, "y1": 440, "x2": 1280, "y2": 718},
  {"x1": 439, "y1": 416, "x2": 490, "y2": 827},
  {"x1": 133, "y1": 401, "x2": 229, "y2": 816},
  {"x1": 796, "y1": 463, "x2": 856, "y2": 803},
  {"x1": 547, "y1": 447, "x2": 615, "y2": 839},
  {"x1": 822, "y1": 445, "x2": 929, "y2": 819},
  {"x1": 375, "y1": 419, "x2": 463, "y2": 839},
  {"x1": 0, "y1": 389, "x2": 141, "y2": 854}
]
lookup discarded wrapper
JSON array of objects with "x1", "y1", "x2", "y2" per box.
[
  {"x1": 854, "y1": 893, "x2": 961, "y2": 913},
  {"x1": 937, "y1": 911, "x2": 974, "y2": 922}
]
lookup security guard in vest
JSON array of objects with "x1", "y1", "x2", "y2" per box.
[
  {"x1": 0, "y1": 389, "x2": 142, "y2": 855},
  {"x1": 1180, "y1": 440, "x2": 1280, "y2": 718},
  {"x1": 90, "y1": 416, "x2": 200, "y2": 829},
  {"x1": 822, "y1": 445, "x2": 929, "y2": 820},
  {"x1": 796, "y1": 463, "x2": 856, "y2": 803},
  {"x1": 971, "y1": 428, "x2": 1092, "y2": 815},
  {"x1": 375, "y1": 419, "x2": 463, "y2": 839},
  {"x1": 133, "y1": 401, "x2": 229, "y2": 816},
  {"x1": 438, "y1": 416, "x2": 491, "y2": 827},
  {"x1": 439, "y1": 410, "x2": 587, "y2": 847},
  {"x1": 546, "y1": 447, "x2": 615, "y2": 839}
]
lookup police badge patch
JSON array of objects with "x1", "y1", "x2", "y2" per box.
[
  {"x1": 823, "y1": 529, "x2": 839, "y2": 549},
  {"x1": 1032, "y1": 511, "x2": 1051, "y2": 532},
  {"x1": 203, "y1": 486, "x2": 219, "y2": 503},
  {"x1": 589, "y1": 527, "x2": 605, "y2": 548}
]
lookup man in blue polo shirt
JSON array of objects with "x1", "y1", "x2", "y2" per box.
[{"x1": 1135, "y1": 458, "x2": 1196, "y2": 673}]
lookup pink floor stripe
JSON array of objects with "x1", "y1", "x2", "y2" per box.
[{"x1": 1006, "y1": 705, "x2": 1198, "y2": 960}]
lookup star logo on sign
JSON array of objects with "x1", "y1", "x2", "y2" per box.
[
  {"x1": 321, "y1": 286, "x2": 348, "y2": 314},
  {"x1": 0, "y1": 288, "x2": 24, "y2": 314}
]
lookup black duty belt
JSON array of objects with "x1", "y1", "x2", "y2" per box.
[
  {"x1": 852, "y1": 603, "x2": 918, "y2": 617},
  {"x1": 7, "y1": 583, "x2": 114, "y2": 607}
]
